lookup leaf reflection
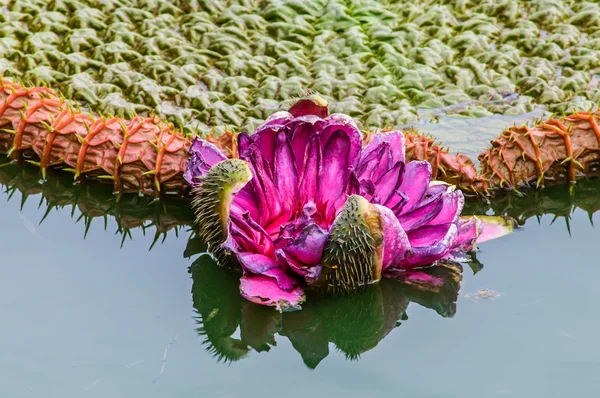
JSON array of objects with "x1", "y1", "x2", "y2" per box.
[{"x1": 190, "y1": 254, "x2": 463, "y2": 368}]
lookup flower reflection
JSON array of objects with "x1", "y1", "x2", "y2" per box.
[{"x1": 190, "y1": 254, "x2": 464, "y2": 368}]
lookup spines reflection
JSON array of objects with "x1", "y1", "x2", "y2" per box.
[
  {"x1": 0, "y1": 155, "x2": 195, "y2": 248},
  {"x1": 190, "y1": 255, "x2": 250, "y2": 363},
  {"x1": 464, "y1": 179, "x2": 600, "y2": 230},
  {"x1": 3, "y1": 156, "x2": 600, "y2": 250},
  {"x1": 190, "y1": 254, "x2": 463, "y2": 369}
]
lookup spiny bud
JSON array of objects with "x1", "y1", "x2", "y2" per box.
[
  {"x1": 191, "y1": 159, "x2": 252, "y2": 268},
  {"x1": 319, "y1": 195, "x2": 384, "y2": 294}
]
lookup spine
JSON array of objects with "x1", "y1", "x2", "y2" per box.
[
  {"x1": 402, "y1": 130, "x2": 485, "y2": 194},
  {"x1": 479, "y1": 112, "x2": 600, "y2": 191},
  {"x1": 2, "y1": 80, "x2": 600, "y2": 197},
  {"x1": 0, "y1": 156, "x2": 194, "y2": 246},
  {"x1": 0, "y1": 80, "x2": 191, "y2": 196}
]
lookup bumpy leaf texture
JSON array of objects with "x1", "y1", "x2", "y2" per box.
[
  {"x1": 2, "y1": 80, "x2": 600, "y2": 199},
  {"x1": 4, "y1": 0, "x2": 600, "y2": 134},
  {"x1": 0, "y1": 80, "x2": 190, "y2": 196}
]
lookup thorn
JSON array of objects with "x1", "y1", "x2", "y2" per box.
[
  {"x1": 120, "y1": 228, "x2": 132, "y2": 249},
  {"x1": 20, "y1": 192, "x2": 28, "y2": 211},
  {"x1": 560, "y1": 157, "x2": 573, "y2": 165},
  {"x1": 84, "y1": 217, "x2": 92, "y2": 239},
  {"x1": 149, "y1": 231, "x2": 161, "y2": 251},
  {"x1": 25, "y1": 160, "x2": 41, "y2": 167},
  {"x1": 39, "y1": 204, "x2": 55, "y2": 225},
  {"x1": 148, "y1": 141, "x2": 160, "y2": 151},
  {"x1": 74, "y1": 133, "x2": 85, "y2": 144},
  {"x1": 119, "y1": 121, "x2": 128, "y2": 136}
]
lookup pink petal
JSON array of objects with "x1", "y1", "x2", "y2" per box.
[
  {"x1": 237, "y1": 252, "x2": 280, "y2": 275},
  {"x1": 262, "y1": 268, "x2": 299, "y2": 291},
  {"x1": 278, "y1": 250, "x2": 322, "y2": 282},
  {"x1": 237, "y1": 132, "x2": 252, "y2": 157},
  {"x1": 425, "y1": 189, "x2": 464, "y2": 226},
  {"x1": 277, "y1": 223, "x2": 329, "y2": 266},
  {"x1": 317, "y1": 130, "x2": 353, "y2": 218},
  {"x1": 317, "y1": 114, "x2": 362, "y2": 169},
  {"x1": 404, "y1": 223, "x2": 458, "y2": 268},
  {"x1": 262, "y1": 111, "x2": 294, "y2": 127},
  {"x1": 240, "y1": 275, "x2": 305, "y2": 312},
  {"x1": 297, "y1": 135, "x2": 321, "y2": 208},
  {"x1": 241, "y1": 164, "x2": 271, "y2": 224},
  {"x1": 422, "y1": 182, "x2": 453, "y2": 202},
  {"x1": 385, "y1": 190, "x2": 408, "y2": 215},
  {"x1": 408, "y1": 224, "x2": 451, "y2": 246},
  {"x1": 453, "y1": 217, "x2": 481, "y2": 251},
  {"x1": 362, "y1": 131, "x2": 406, "y2": 165},
  {"x1": 225, "y1": 227, "x2": 259, "y2": 254},
  {"x1": 290, "y1": 121, "x2": 316, "y2": 179},
  {"x1": 225, "y1": 211, "x2": 275, "y2": 258},
  {"x1": 243, "y1": 212, "x2": 276, "y2": 253},
  {"x1": 355, "y1": 143, "x2": 390, "y2": 182},
  {"x1": 352, "y1": 179, "x2": 376, "y2": 201},
  {"x1": 456, "y1": 218, "x2": 481, "y2": 250},
  {"x1": 231, "y1": 186, "x2": 261, "y2": 222},
  {"x1": 375, "y1": 205, "x2": 413, "y2": 272},
  {"x1": 274, "y1": 130, "x2": 298, "y2": 211},
  {"x1": 392, "y1": 270, "x2": 445, "y2": 288},
  {"x1": 397, "y1": 194, "x2": 444, "y2": 231},
  {"x1": 476, "y1": 216, "x2": 517, "y2": 243},
  {"x1": 396, "y1": 161, "x2": 432, "y2": 216},
  {"x1": 247, "y1": 113, "x2": 292, "y2": 165},
  {"x1": 373, "y1": 161, "x2": 405, "y2": 205},
  {"x1": 246, "y1": 148, "x2": 283, "y2": 225},
  {"x1": 184, "y1": 138, "x2": 227, "y2": 184}
]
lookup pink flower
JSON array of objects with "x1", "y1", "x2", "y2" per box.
[{"x1": 186, "y1": 97, "x2": 514, "y2": 311}]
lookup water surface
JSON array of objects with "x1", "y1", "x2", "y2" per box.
[{"x1": 1, "y1": 161, "x2": 600, "y2": 398}]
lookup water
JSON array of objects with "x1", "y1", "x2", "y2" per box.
[
  {"x1": 2, "y1": 160, "x2": 600, "y2": 397},
  {"x1": 409, "y1": 104, "x2": 548, "y2": 160}
]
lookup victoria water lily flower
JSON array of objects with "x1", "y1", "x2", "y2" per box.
[{"x1": 185, "y1": 96, "x2": 515, "y2": 311}]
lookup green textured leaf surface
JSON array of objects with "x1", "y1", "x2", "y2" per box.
[{"x1": 4, "y1": 0, "x2": 600, "y2": 139}]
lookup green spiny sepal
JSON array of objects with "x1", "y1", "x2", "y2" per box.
[
  {"x1": 191, "y1": 159, "x2": 252, "y2": 268},
  {"x1": 319, "y1": 195, "x2": 384, "y2": 294}
]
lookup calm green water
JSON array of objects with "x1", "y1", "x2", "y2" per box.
[{"x1": 2, "y1": 158, "x2": 600, "y2": 397}]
